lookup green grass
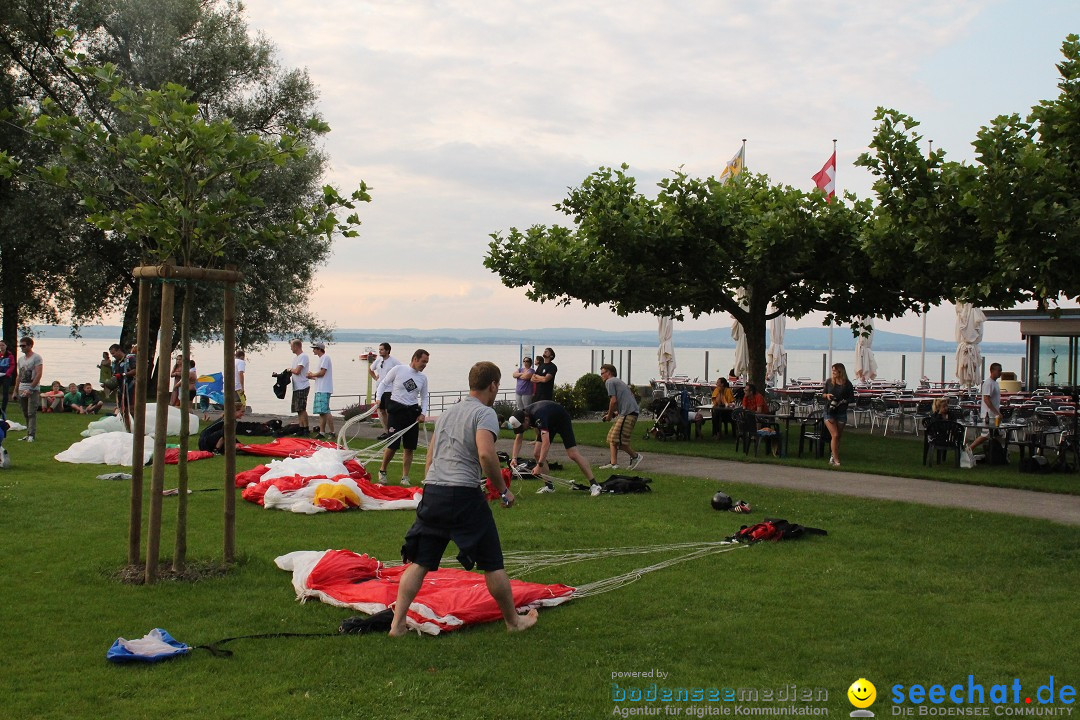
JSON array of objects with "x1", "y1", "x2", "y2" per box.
[
  {"x1": 548, "y1": 421, "x2": 1080, "y2": 495},
  {"x1": 2, "y1": 413, "x2": 1079, "y2": 719}
]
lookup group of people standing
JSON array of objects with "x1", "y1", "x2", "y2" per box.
[{"x1": 511, "y1": 348, "x2": 558, "y2": 408}]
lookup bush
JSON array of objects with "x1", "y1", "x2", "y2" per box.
[
  {"x1": 341, "y1": 403, "x2": 374, "y2": 420},
  {"x1": 492, "y1": 400, "x2": 517, "y2": 424},
  {"x1": 553, "y1": 383, "x2": 587, "y2": 417},
  {"x1": 575, "y1": 373, "x2": 609, "y2": 411}
]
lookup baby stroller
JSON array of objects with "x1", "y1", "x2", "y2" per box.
[
  {"x1": 0, "y1": 413, "x2": 10, "y2": 469},
  {"x1": 646, "y1": 393, "x2": 690, "y2": 441}
]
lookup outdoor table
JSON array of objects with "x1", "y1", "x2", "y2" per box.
[{"x1": 957, "y1": 420, "x2": 1025, "y2": 459}]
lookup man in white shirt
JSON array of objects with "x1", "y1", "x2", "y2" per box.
[
  {"x1": 368, "y1": 342, "x2": 400, "y2": 436},
  {"x1": 16, "y1": 337, "x2": 43, "y2": 442},
  {"x1": 234, "y1": 349, "x2": 247, "y2": 411},
  {"x1": 307, "y1": 341, "x2": 334, "y2": 439},
  {"x1": 288, "y1": 339, "x2": 311, "y2": 434},
  {"x1": 967, "y1": 362, "x2": 1002, "y2": 456},
  {"x1": 374, "y1": 349, "x2": 430, "y2": 486}
]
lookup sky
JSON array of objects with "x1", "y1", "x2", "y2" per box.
[{"x1": 238, "y1": 0, "x2": 1079, "y2": 344}]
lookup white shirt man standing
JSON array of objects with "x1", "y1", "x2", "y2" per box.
[
  {"x1": 368, "y1": 342, "x2": 401, "y2": 436},
  {"x1": 307, "y1": 342, "x2": 335, "y2": 439},
  {"x1": 374, "y1": 349, "x2": 430, "y2": 486},
  {"x1": 967, "y1": 362, "x2": 1002, "y2": 456},
  {"x1": 288, "y1": 339, "x2": 311, "y2": 434}
]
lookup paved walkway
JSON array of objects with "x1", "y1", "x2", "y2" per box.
[{"x1": 280, "y1": 414, "x2": 1080, "y2": 526}]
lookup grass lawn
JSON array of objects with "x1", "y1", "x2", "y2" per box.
[
  {"x1": 554, "y1": 421, "x2": 1080, "y2": 495},
  {"x1": 1, "y1": 413, "x2": 1078, "y2": 719}
]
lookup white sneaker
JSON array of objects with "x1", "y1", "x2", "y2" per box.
[
  {"x1": 628, "y1": 454, "x2": 644, "y2": 470},
  {"x1": 25, "y1": 436, "x2": 34, "y2": 443},
  {"x1": 377, "y1": 470, "x2": 387, "y2": 484},
  {"x1": 400, "y1": 477, "x2": 410, "y2": 487},
  {"x1": 828, "y1": 456, "x2": 836, "y2": 466},
  {"x1": 590, "y1": 484, "x2": 602, "y2": 497},
  {"x1": 536, "y1": 484, "x2": 555, "y2": 494},
  {"x1": 599, "y1": 463, "x2": 619, "y2": 469}
]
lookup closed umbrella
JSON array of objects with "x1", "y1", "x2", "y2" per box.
[
  {"x1": 657, "y1": 316, "x2": 676, "y2": 380},
  {"x1": 955, "y1": 303, "x2": 985, "y2": 387},
  {"x1": 730, "y1": 290, "x2": 749, "y2": 379},
  {"x1": 765, "y1": 315, "x2": 787, "y2": 385},
  {"x1": 853, "y1": 317, "x2": 878, "y2": 382}
]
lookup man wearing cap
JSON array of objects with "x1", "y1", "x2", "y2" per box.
[
  {"x1": 375, "y1": 349, "x2": 430, "y2": 486},
  {"x1": 508, "y1": 400, "x2": 599, "y2": 495},
  {"x1": 288, "y1": 339, "x2": 311, "y2": 434},
  {"x1": 306, "y1": 342, "x2": 334, "y2": 439},
  {"x1": 389, "y1": 361, "x2": 536, "y2": 637}
]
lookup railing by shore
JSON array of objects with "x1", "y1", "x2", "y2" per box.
[{"x1": 329, "y1": 389, "x2": 520, "y2": 415}]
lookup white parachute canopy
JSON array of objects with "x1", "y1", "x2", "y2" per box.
[
  {"x1": 853, "y1": 317, "x2": 878, "y2": 382},
  {"x1": 657, "y1": 316, "x2": 676, "y2": 380},
  {"x1": 955, "y1": 303, "x2": 986, "y2": 387},
  {"x1": 81, "y1": 404, "x2": 200, "y2": 438}
]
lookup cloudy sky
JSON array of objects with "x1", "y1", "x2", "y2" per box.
[{"x1": 240, "y1": 0, "x2": 1077, "y2": 343}]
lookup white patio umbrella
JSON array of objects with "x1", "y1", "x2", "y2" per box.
[
  {"x1": 765, "y1": 315, "x2": 787, "y2": 385},
  {"x1": 730, "y1": 290, "x2": 749, "y2": 379},
  {"x1": 955, "y1": 303, "x2": 986, "y2": 387},
  {"x1": 657, "y1": 316, "x2": 676, "y2": 380},
  {"x1": 853, "y1": 316, "x2": 878, "y2": 382}
]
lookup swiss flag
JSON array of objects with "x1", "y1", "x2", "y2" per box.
[{"x1": 812, "y1": 151, "x2": 836, "y2": 202}]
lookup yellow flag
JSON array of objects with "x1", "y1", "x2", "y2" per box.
[{"x1": 719, "y1": 145, "x2": 745, "y2": 183}]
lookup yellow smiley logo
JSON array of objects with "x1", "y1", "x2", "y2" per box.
[{"x1": 848, "y1": 678, "x2": 877, "y2": 709}]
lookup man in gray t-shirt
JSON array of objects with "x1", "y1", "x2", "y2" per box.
[
  {"x1": 16, "y1": 337, "x2": 43, "y2": 441},
  {"x1": 599, "y1": 364, "x2": 643, "y2": 471},
  {"x1": 389, "y1": 361, "x2": 537, "y2": 637}
]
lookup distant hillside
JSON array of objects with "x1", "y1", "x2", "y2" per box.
[{"x1": 32, "y1": 323, "x2": 1024, "y2": 354}]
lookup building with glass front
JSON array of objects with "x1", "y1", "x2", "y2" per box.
[{"x1": 983, "y1": 309, "x2": 1080, "y2": 390}]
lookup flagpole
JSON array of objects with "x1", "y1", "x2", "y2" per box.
[
  {"x1": 920, "y1": 140, "x2": 932, "y2": 383},
  {"x1": 826, "y1": 139, "x2": 836, "y2": 371}
]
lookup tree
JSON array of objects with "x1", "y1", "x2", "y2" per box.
[
  {"x1": 2, "y1": 62, "x2": 370, "y2": 580},
  {"x1": 486, "y1": 166, "x2": 886, "y2": 390},
  {"x1": 0, "y1": 0, "x2": 339, "y2": 346},
  {"x1": 856, "y1": 34, "x2": 1080, "y2": 310}
]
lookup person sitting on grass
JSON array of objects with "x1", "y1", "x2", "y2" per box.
[
  {"x1": 41, "y1": 380, "x2": 65, "y2": 413},
  {"x1": 62, "y1": 383, "x2": 80, "y2": 412},
  {"x1": 198, "y1": 398, "x2": 246, "y2": 454},
  {"x1": 74, "y1": 383, "x2": 104, "y2": 414}
]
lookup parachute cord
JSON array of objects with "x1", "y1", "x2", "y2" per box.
[
  {"x1": 570, "y1": 543, "x2": 748, "y2": 598},
  {"x1": 335, "y1": 405, "x2": 379, "y2": 449}
]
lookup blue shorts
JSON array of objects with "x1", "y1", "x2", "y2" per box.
[
  {"x1": 824, "y1": 410, "x2": 848, "y2": 425},
  {"x1": 312, "y1": 392, "x2": 331, "y2": 415}
]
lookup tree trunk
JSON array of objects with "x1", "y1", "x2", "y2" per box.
[
  {"x1": 1, "y1": 299, "x2": 17, "y2": 350},
  {"x1": 223, "y1": 273, "x2": 237, "y2": 563},
  {"x1": 127, "y1": 278, "x2": 152, "y2": 566},
  {"x1": 173, "y1": 283, "x2": 193, "y2": 573},
  {"x1": 145, "y1": 278, "x2": 176, "y2": 583}
]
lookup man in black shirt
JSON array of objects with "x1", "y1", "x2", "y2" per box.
[
  {"x1": 508, "y1": 400, "x2": 598, "y2": 495},
  {"x1": 531, "y1": 347, "x2": 557, "y2": 402}
]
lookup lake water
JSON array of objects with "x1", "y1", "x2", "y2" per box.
[{"x1": 23, "y1": 337, "x2": 1024, "y2": 414}]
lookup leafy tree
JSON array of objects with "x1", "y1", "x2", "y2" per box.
[
  {"x1": 486, "y1": 166, "x2": 882, "y2": 390},
  {"x1": 857, "y1": 34, "x2": 1080, "y2": 310},
  {"x1": 0, "y1": 0, "x2": 340, "y2": 346}
]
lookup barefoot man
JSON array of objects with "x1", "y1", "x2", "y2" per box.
[{"x1": 389, "y1": 361, "x2": 537, "y2": 636}]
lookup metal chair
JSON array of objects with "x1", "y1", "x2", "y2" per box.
[
  {"x1": 798, "y1": 410, "x2": 828, "y2": 458},
  {"x1": 922, "y1": 418, "x2": 964, "y2": 467}
]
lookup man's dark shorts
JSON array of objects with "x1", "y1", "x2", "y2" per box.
[
  {"x1": 401, "y1": 485, "x2": 504, "y2": 571},
  {"x1": 388, "y1": 400, "x2": 421, "y2": 450},
  {"x1": 291, "y1": 386, "x2": 309, "y2": 414},
  {"x1": 378, "y1": 391, "x2": 391, "y2": 410},
  {"x1": 544, "y1": 414, "x2": 577, "y2": 449}
]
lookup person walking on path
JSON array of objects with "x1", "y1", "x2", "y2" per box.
[
  {"x1": 388, "y1": 361, "x2": 536, "y2": 637},
  {"x1": 531, "y1": 347, "x2": 558, "y2": 402},
  {"x1": 368, "y1": 342, "x2": 401, "y2": 437},
  {"x1": 0, "y1": 341, "x2": 15, "y2": 417},
  {"x1": 287, "y1": 339, "x2": 311, "y2": 434},
  {"x1": 512, "y1": 356, "x2": 534, "y2": 410},
  {"x1": 307, "y1": 342, "x2": 335, "y2": 439},
  {"x1": 823, "y1": 363, "x2": 856, "y2": 467},
  {"x1": 16, "y1": 337, "x2": 43, "y2": 441},
  {"x1": 508, "y1": 400, "x2": 600, "y2": 495},
  {"x1": 598, "y1": 364, "x2": 643, "y2": 471},
  {"x1": 375, "y1": 349, "x2": 430, "y2": 486},
  {"x1": 967, "y1": 362, "x2": 1003, "y2": 457}
]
